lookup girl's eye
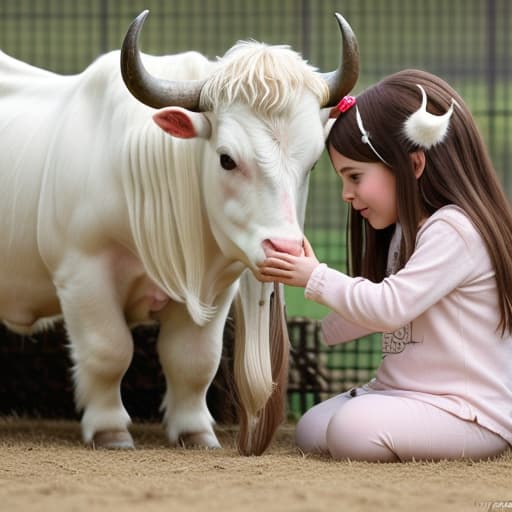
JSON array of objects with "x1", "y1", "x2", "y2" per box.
[
  {"x1": 349, "y1": 173, "x2": 361, "y2": 183},
  {"x1": 220, "y1": 154, "x2": 237, "y2": 171}
]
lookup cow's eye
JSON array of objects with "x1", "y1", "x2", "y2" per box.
[{"x1": 220, "y1": 154, "x2": 237, "y2": 171}]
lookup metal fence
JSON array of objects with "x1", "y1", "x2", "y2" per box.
[{"x1": 0, "y1": 0, "x2": 510, "y2": 418}]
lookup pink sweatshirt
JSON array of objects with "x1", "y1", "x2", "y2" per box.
[{"x1": 305, "y1": 205, "x2": 512, "y2": 444}]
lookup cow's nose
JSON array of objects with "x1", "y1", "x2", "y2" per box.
[{"x1": 263, "y1": 238, "x2": 304, "y2": 257}]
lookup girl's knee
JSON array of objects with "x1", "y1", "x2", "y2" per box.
[
  {"x1": 295, "y1": 407, "x2": 329, "y2": 454},
  {"x1": 294, "y1": 393, "x2": 353, "y2": 454},
  {"x1": 325, "y1": 397, "x2": 399, "y2": 462}
]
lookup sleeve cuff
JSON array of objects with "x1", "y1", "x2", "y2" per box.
[{"x1": 305, "y1": 263, "x2": 328, "y2": 301}]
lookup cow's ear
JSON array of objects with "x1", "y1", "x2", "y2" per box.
[{"x1": 153, "y1": 107, "x2": 211, "y2": 139}]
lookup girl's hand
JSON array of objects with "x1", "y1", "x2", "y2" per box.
[{"x1": 256, "y1": 237, "x2": 320, "y2": 287}]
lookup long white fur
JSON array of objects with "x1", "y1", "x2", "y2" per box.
[{"x1": 124, "y1": 125, "x2": 216, "y2": 326}]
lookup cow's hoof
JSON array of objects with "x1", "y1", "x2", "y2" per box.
[
  {"x1": 91, "y1": 429, "x2": 135, "y2": 450},
  {"x1": 179, "y1": 431, "x2": 221, "y2": 449}
]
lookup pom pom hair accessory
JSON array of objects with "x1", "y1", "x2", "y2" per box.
[{"x1": 403, "y1": 84, "x2": 455, "y2": 150}]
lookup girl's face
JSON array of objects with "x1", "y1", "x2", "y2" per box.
[{"x1": 329, "y1": 146, "x2": 397, "y2": 229}]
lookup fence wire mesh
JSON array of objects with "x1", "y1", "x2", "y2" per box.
[{"x1": 0, "y1": 0, "x2": 510, "y2": 418}]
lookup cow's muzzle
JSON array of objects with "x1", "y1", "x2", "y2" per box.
[{"x1": 262, "y1": 238, "x2": 304, "y2": 257}]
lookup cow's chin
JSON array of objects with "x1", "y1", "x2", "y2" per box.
[
  {"x1": 220, "y1": 248, "x2": 263, "y2": 278},
  {"x1": 235, "y1": 251, "x2": 266, "y2": 279},
  {"x1": 245, "y1": 257, "x2": 265, "y2": 276}
]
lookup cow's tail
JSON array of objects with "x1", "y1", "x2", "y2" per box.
[{"x1": 233, "y1": 270, "x2": 290, "y2": 455}]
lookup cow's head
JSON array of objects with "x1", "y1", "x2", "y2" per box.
[{"x1": 121, "y1": 10, "x2": 359, "y2": 272}]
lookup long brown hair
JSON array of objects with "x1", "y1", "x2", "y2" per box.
[{"x1": 327, "y1": 69, "x2": 512, "y2": 334}]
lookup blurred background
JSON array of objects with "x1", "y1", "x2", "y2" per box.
[{"x1": 0, "y1": 0, "x2": 510, "y2": 419}]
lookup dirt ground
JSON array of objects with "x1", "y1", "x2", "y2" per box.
[{"x1": 0, "y1": 417, "x2": 510, "y2": 512}]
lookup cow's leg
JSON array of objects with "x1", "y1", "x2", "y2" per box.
[
  {"x1": 57, "y1": 263, "x2": 134, "y2": 449},
  {"x1": 157, "y1": 288, "x2": 235, "y2": 449}
]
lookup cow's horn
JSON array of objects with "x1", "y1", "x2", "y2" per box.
[
  {"x1": 320, "y1": 13, "x2": 360, "y2": 107},
  {"x1": 121, "y1": 10, "x2": 205, "y2": 111}
]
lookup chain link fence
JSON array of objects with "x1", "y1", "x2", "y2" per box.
[{"x1": 0, "y1": 0, "x2": 510, "y2": 419}]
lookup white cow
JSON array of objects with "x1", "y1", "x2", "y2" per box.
[{"x1": 0, "y1": 10, "x2": 359, "y2": 454}]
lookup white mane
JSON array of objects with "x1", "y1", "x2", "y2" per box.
[
  {"x1": 199, "y1": 41, "x2": 329, "y2": 115},
  {"x1": 124, "y1": 124, "x2": 215, "y2": 326}
]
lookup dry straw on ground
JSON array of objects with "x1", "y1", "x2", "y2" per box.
[{"x1": 0, "y1": 417, "x2": 510, "y2": 512}]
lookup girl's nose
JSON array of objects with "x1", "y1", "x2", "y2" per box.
[{"x1": 342, "y1": 186, "x2": 354, "y2": 203}]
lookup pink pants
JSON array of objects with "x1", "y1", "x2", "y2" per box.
[{"x1": 295, "y1": 386, "x2": 509, "y2": 462}]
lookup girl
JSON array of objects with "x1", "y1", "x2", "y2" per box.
[{"x1": 257, "y1": 69, "x2": 512, "y2": 462}]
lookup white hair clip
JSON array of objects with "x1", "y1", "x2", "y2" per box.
[
  {"x1": 355, "y1": 106, "x2": 390, "y2": 166},
  {"x1": 403, "y1": 84, "x2": 455, "y2": 150}
]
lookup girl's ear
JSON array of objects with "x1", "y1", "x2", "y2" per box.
[{"x1": 411, "y1": 150, "x2": 426, "y2": 179}]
